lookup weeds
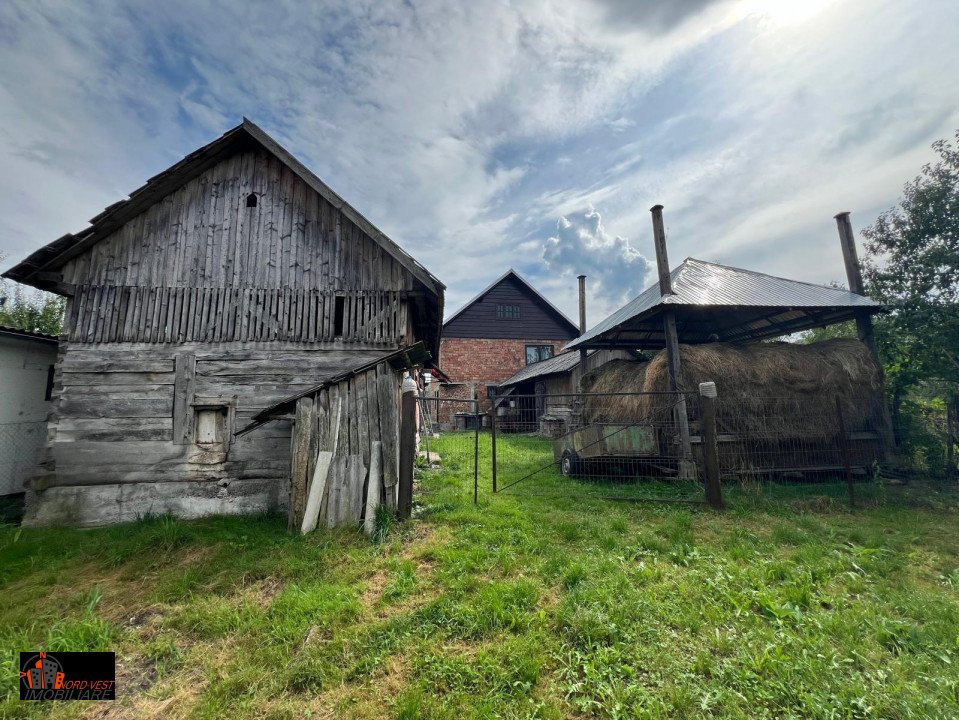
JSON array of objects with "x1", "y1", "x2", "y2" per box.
[{"x1": 1, "y1": 433, "x2": 958, "y2": 719}]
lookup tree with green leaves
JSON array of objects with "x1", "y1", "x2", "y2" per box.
[
  {"x1": 863, "y1": 130, "x2": 959, "y2": 476},
  {"x1": 0, "y1": 253, "x2": 65, "y2": 335}
]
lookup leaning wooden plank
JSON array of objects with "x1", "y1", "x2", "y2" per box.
[
  {"x1": 345, "y1": 455, "x2": 366, "y2": 526},
  {"x1": 301, "y1": 450, "x2": 333, "y2": 534},
  {"x1": 364, "y1": 440, "x2": 383, "y2": 535},
  {"x1": 326, "y1": 454, "x2": 347, "y2": 528},
  {"x1": 289, "y1": 396, "x2": 314, "y2": 530}
]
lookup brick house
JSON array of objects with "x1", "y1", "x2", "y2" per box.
[{"x1": 437, "y1": 269, "x2": 579, "y2": 426}]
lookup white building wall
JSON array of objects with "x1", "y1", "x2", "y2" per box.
[{"x1": 0, "y1": 335, "x2": 57, "y2": 495}]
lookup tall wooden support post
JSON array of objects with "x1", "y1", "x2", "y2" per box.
[
  {"x1": 650, "y1": 205, "x2": 694, "y2": 477},
  {"x1": 834, "y1": 212, "x2": 897, "y2": 456},
  {"x1": 577, "y1": 274, "x2": 588, "y2": 377},
  {"x1": 699, "y1": 382, "x2": 723, "y2": 509},
  {"x1": 289, "y1": 396, "x2": 314, "y2": 530},
  {"x1": 398, "y1": 374, "x2": 416, "y2": 520},
  {"x1": 835, "y1": 212, "x2": 878, "y2": 357}
]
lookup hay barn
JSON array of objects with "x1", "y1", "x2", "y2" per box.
[
  {"x1": 563, "y1": 206, "x2": 895, "y2": 474},
  {"x1": 2, "y1": 119, "x2": 444, "y2": 527}
]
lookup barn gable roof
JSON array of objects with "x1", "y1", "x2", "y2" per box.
[
  {"x1": 2, "y1": 119, "x2": 445, "y2": 300},
  {"x1": 566, "y1": 258, "x2": 884, "y2": 350},
  {"x1": 442, "y1": 269, "x2": 579, "y2": 337}
]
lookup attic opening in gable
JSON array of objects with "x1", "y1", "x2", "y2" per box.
[{"x1": 246, "y1": 193, "x2": 258, "y2": 208}]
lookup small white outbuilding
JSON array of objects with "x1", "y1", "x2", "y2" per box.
[{"x1": 0, "y1": 325, "x2": 58, "y2": 498}]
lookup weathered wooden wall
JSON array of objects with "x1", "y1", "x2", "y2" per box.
[
  {"x1": 65, "y1": 286, "x2": 408, "y2": 345},
  {"x1": 296, "y1": 361, "x2": 402, "y2": 529},
  {"x1": 23, "y1": 146, "x2": 433, "y2": 527},
  {"x1": 44, "y1": 342, "x2": 391, "y2": 486},
  {"x1": 60, "y1": 150, "x2": 416, "y2": 293}
]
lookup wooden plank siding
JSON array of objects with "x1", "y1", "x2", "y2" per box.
[
  {"x1": 443, "y1": 273, "x2": 578, "y2": 340},
  {"x1": 59, "y1": 150, "x2": 416, "y2": 294},
  {"x1": 306, "y1": 360, "x2": 402, "y2": 527},
  {"x1": 17, "y1": 134, "x2": 439, "y2": 526},
  {"x1": 65, "y1": 286, "x2": 405, "y2": 345}
]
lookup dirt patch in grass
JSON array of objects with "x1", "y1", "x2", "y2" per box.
[
  {"x1": 247, "y1": 576, "x2": 285, "y2": 609},
  {"x1": 361, "y1": 569, "x2": 390, "y2": 609}
]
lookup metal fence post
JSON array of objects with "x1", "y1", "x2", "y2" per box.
[
  {"x1": 835, "y1": 396, "x2": 855, "y2": 508},
  {"x1": 491, "y1": 393, "x2": 498, "y2": 493},
  {"x1": 398, "y1": 374, "x2": 417, "y2": 520},
  {"x1": 699, "y1": 382, "x2": 723, "y2": 510},
  {"x1": 473, "y1": 392, "x2": 479, "y2": 505}
]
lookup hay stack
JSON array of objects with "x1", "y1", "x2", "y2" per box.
[{"x1": 584, "y1": 339, "x2": 887, "y2": 441}]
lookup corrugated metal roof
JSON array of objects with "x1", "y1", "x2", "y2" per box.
[
  {"x1": 567, "y1": 258, "x2": 883, "y2": 351},
  {"x1": 497, "y1": 349, "x2": 586, "y2": 388},
  {"x1": 0, "y1": 324, "x2": 59, "y2": 343}
]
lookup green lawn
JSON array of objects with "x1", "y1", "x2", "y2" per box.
[{"x1": 3, "y1": 433, "x2": 959, "y2": 719}]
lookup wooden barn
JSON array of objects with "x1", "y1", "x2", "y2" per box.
[{"x1": 1, "y1": 119, "x2": 444, "y2": 527}]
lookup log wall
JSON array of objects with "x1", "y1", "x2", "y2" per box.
[{"x1": 43, "y1": 342, "x2": 393, "y2": 487}]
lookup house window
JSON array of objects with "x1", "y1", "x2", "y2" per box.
[
  {"x1": 195, "y1": 406, "x2": 227, "y2": 445},
  {"x1": 246, "y1": 193, "x2": 258, "y2": 208},
  {"x1": 497, "y1": 304, "x2": 520, "y2": 320},
  {"x1": 526, "y1": 345, "x2": 554, "y2": 365},
  {"x1": 486, "y1": 385, "x2": 498, "y2": 400}
]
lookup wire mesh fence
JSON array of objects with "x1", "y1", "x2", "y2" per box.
[
  {"x1": 417, "y1": 389, "x2": 480, "y2": 505},
  {"x1": 486, "y1": 388, "x2": 909, "y2": 510},
  {"x1": 491, "y1": 390, "x2": 708, "y2": 504},
  {"x1": 0, "y1": 420, "x2": 46, "y2": 496}
]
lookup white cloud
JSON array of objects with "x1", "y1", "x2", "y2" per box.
[
  {"x1": 542, "y1": 206, "x2": 651, "y2": 317},
  {"x1": 0, "y1": 0, "x2": 957, "y2": 336}
]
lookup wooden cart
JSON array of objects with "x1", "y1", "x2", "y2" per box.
[{"x1": 553, "y1": 423, "x2": 659, "y2": 476}]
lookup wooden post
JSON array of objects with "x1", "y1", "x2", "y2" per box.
[
  {"x1": 699, "y1": 382, "x2": 723, "y2": 509},
  {"x1": 834, "y1": 211, "x2": 897, "y2": 457},
  {"x1": 491, "y1": 392, "x2": 498, "y2": 493},
  {"x1": 577, "y1": 274, "x2": 588, "y2": 374},
  {"x1": 651, "y1": 204, "x2": 694, "y2": 476},
  {"x1": 397, "y1": 374, "x2": 416, "y2": 520},
  {"x1": 834, "y1": 212, "x2": 879, "y2": 358},
  {"x1": 289, "y1": 396, "x2": 314, "y2": 530},
  {"x1": 836, "y1": 396, "x2": 855, "y2": 508}
]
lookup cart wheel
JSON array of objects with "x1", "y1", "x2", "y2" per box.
[{"x1": 560, "y1": 450, "x2": 580, "y2": 477}]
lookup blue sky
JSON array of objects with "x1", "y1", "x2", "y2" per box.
[{"x1": 1, "y1": 0, "x2": 957, "y2": 324}]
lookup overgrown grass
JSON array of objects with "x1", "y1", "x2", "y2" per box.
[{"x1": 3, "y1": 434, "x2": 959, "y2": 718}]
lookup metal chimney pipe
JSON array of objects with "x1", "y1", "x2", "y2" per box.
[
  {"x1": 650, "y1": 204, "x2": 673, "y2": 296},
  {"x1": 577, "y1": 274, "x2": 587, "y2": 335}
]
